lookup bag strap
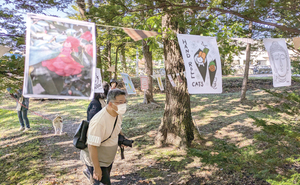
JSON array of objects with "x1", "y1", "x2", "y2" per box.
[{"x1": 101, "y1": 116, "x2": 118, "y2": 143}]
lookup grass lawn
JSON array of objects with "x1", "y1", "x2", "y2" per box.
[{"x1": 1, "y1": 79, "x2": 300, "y2": 184}]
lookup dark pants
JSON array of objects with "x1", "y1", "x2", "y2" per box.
[
  {"x1": 86, "y1": 163, "x2": 113, "y2": 185},
  {"x1": 18, "y1": 109, "x2": 30, "y2": 128}
]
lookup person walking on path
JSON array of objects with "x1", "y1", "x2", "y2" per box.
[
  {"x1": 9, "y1": 86, "x2": 31, "y2": 132},
  {"x1": 87, "y1": 81, "x2": 109, "y2": 121},
  {"x1": 80, "y1": 89, "x2": 127, "y2": 185}
]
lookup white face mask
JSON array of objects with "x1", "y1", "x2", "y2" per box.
[{"x1": 113, "y1": 103, "x2": 127, "y2": 115}]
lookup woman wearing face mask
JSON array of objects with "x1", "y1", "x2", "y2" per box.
[{"x1": 80, "y1": 89, "x2": 128, "y2": 185}]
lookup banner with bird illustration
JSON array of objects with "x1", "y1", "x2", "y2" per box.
[
  {"x1": 23, "y1": 14, "x2": 96, "y2": 99},
  {"x1": 120, "y1": 73, "x2": 136, "y2": 95},
  {"x1": 177, "y1": 34, "x2": 222, "y2": 94}
]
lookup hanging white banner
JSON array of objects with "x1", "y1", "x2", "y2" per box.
[
  {"x1": 94, "y1": 68, "x2": 104, "y2": 93},
  {"x1": 293, "y1": 37, "x2": 300, "y2": 50},
  {"x1": 140, "y1": 75, "x2": 148, "y2": 90},
  {"x1": 0, "y1": 46, "x2": 10, "y2": 57},
  {"x1": 120, "y1": 73, "x2": 136, "y2": 94},
  {"x1": 177, "y1": 34, "x2": 222, "y2": 94},
  {"x1": 167, "y1": 74, "x2": 176, "y2": 87},
  {"x1": 231, "y1": 38, "x2": 255, "y2": 44},
  {"x1": 23, "y1": 14, "x2": 96, "y2": 99},
  {"x1": 263, "y1": 38, "x2": 291, "y2": 87},
  {"x1": 157, "y1": 75, "x2": 164, "y2": 91}
]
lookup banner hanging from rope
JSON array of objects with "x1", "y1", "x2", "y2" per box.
[
  {"x1": 24, "y1": 14, "x2": 96, "y2": 99},
  {"x1": 94, "y1": 68, "x2": 104, "y2": 93},
  {"x1": 120, "y1": 73, "x2": 136, "y2": 94},
  {"x1": 177, "y1": 34, "x2": 222, "y2": 94},
  {"x1": 140, "y1": 75, "x2": 148, "y2": 90},
  {"x1": 263, "y1": 38, "x2": 291, "y2": 87},
  {"x1": 0, "y1": 46, "x2": 10, "y2": 57},
  {"x1": 293, "y1": 37, "x2": 300, "y2": 50},
  {"x1": 156, "y1": 75, "x2": 164, "y2": 91},
  {"x1": 123, "y1": 28, "x2": 158, "y2": 41},
  {"x1": 231, "y1": 38, "x2": 255, "y2": 44}
]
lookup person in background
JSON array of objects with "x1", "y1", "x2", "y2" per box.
[
  {"x1": 80, "y1": 89, "x2": 127, "y2": 185},
  {"x1": 87, "y1": 81, "x2": 110, "y2": 121},
  {"x1": 9, "y1": 86, "x2": 31, "y2": 132},
  {"x1": 109, "y1": 79, "x2": 118, "y2": 90}
]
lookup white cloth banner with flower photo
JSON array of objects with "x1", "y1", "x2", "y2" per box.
[
  {"x1": 263, "y1": 38, "x2": 291, "y2": 87},
  {"x1": 120, "y1": 73, "x2": 136, "y2": 94},
  {"x1": 23, "y1": 14, "x2": 96, "y2": 99},
  {"x1": 94, "y1": 68, "x2": 104, "y2": 93},
  {"x1": 177, "y1": 34, "x2": 222, "y2": 94}
]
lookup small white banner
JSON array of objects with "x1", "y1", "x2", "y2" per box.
[
  {"x1": 231, "y1": 38, "x2": 255, "y2": 44},
  {"x1": 167, "y1": 74, "x2": 176, "y2": 87},
  {"x1": 293, "y1": 37, "x2": 300, "y2": 50},
  {"x1": 120, "y1": 73, "x2": 136, "y2": 94},
  {"x1": 0, "y1": 46, "x2": 10, "y2": 57},
  {"x1": 177, "y1": 34, "x2": 222, "y2": 94},
  {"x1": 140, "y1": 75, "x2": 148, "y2": 90},
  {"x1": 263, "y1": 38, "x2": 291, "y2": 87},
  {"x1": 157, "y1": 75, "x2": 164, "y2": 91},
  {"x1": 94, "y1": 68, "x2": 104, "y2": 93}
]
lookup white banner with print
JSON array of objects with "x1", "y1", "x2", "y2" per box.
[
  {"x1": 263, "y1": 38, "x2": 291, "y2": 87},
  {"x1": 94, "y1": 68, "x2": 104, "y2": 93},
  {"x1": 177, "y1": 34, "x2": 222, "y2": 94},
  {"x1": 24, "y1": 14, "x2": 96, "y2": 99},
  {"x1": 156, "y1": 75, "x2": 164, "y2": 91},
  {"x1": 120, "y1": 73, "x2": 136, "y2": 94}
]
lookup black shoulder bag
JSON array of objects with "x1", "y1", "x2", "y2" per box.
[{"x1": 73, "y1": 116, "x2": 118, "y2": 150}]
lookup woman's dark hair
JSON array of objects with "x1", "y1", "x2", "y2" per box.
[{"x1": 110, "y1": 79, "x2": 118, "y2": 86}]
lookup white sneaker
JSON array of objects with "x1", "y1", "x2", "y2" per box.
[
  {"x1": 23, "y1": 128, "x2": 31, "y2": 132},
  {"x1": 19, "y1": 127, "x2": 25, "y2": 131}
]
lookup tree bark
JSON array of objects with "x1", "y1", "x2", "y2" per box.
[
  {"x1": 98, "y1": 45, "x2": 103, "y2": 80},
  {"x1": 155, "y1": 13, "x2": 194, "y2": 148},
  {"x1": 106, "y1": 36, "x2": 112, "y2": 79},
  {"x1": 114, "y1": 44, "x2": 124, "y2": 79},
  {"x1": 142, "y1": 40, "x2": 154, "y2": 104},
  {"x1": 240, "y1": 0, "x2": 254, "y2": 101},
  {"x1": 121, "y1": 45, "x2": 127, "y2": 73},
  {"x1": 76, "y1": 0, "x2": 87, "y2": 20}
]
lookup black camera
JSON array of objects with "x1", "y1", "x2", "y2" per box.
[{"x1": 118, "y1": 134, "x2": 134, "y2": 147}]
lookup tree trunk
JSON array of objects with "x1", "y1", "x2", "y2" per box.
[
  {"x1": 76, "y1": 0, "x2": 86, "y2": 20},
  {"x1": 98, "y1": 45, "x2": 103, "y2": 80},
  {"x1": 142, "y1": 40, "x2": 154, "y2": 104},
  {"x1": 155, "y1": 13, "x2": 194, "y2": 148},
  {"x1": 121, "y1": 46, "x2": 127, "y2": 73},
  {"x1": 107, "y1": 38, "x2": 112, "y2": 79},
  {"x1": 240, "y1": 0, "x2": 254, "y2": 101},
  {"x1": 114, "y1": 45, "x2": 122, "y2": 79}
]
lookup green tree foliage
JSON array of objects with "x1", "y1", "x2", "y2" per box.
[
  {"x1": 0, "y1": 0, "x2": 73, "y2": 94},
  {"x1": 0, "y1": 0, "x2": 73, "y2": 48}
]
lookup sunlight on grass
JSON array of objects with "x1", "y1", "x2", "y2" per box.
[{"x1": 1, "y1": 78, "x2": 300, "y2": 184}]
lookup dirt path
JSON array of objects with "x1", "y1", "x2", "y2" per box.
[{"x1": 35, "y1": 114, "x2": 160, "y2": 185}]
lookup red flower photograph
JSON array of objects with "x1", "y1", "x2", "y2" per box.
[
  {"x1": 25, "y1": 14, "x2": 96, "y2": 99},
  {"x1": 80, "y1": 31, "x2": 92, "y2": 41}
]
